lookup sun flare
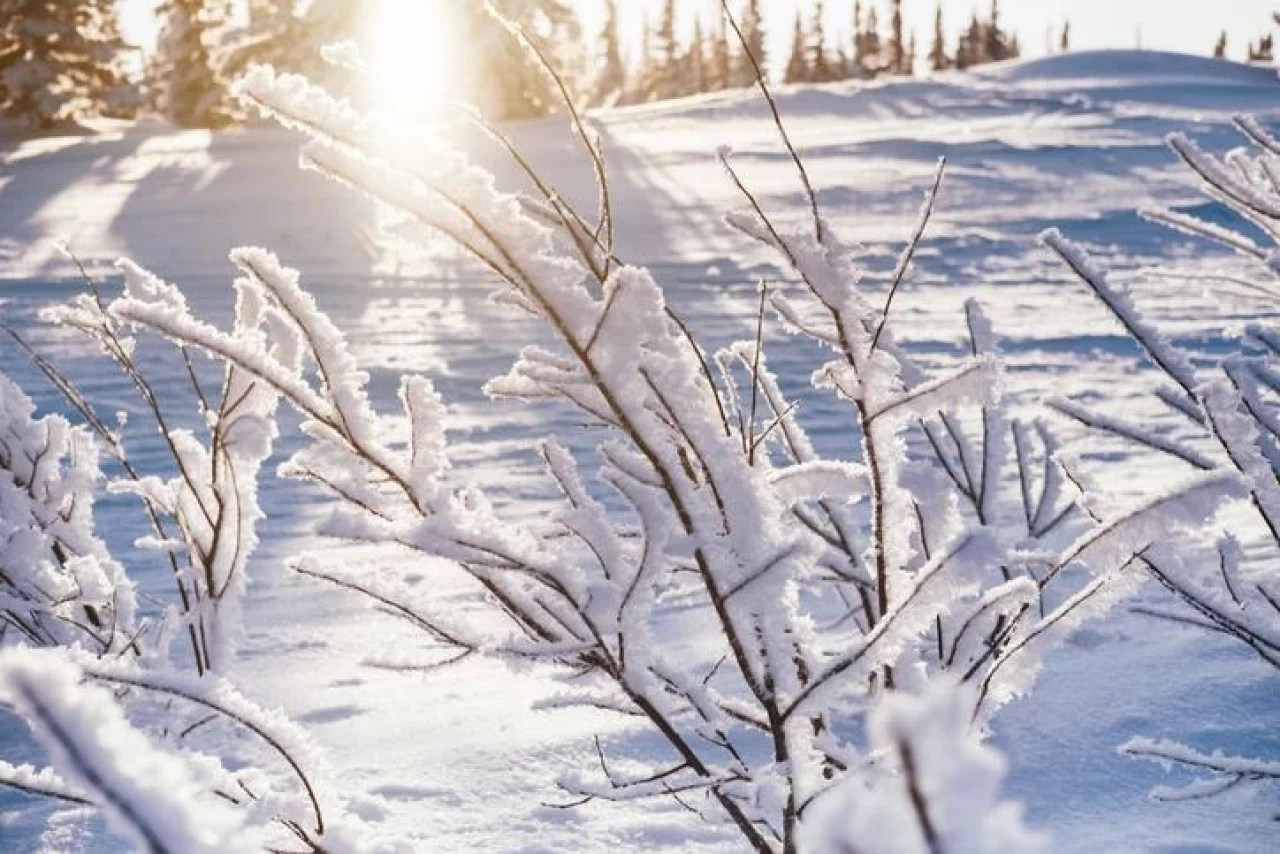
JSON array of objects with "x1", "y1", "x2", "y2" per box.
[{"x1": 370, "y1": 0, "x2": 454, "y2": 115}]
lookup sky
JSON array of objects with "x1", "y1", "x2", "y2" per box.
[{"x1": 120, "y1": 0, "x2": 1279, "y2": 71}]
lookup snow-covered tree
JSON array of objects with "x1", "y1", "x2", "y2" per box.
[
  {"x1": 152, "y1": 0, "x2": 233, "y2": 128},
  {"x1": 0, "y1": 0, "x2": 139, "y2": 129}
]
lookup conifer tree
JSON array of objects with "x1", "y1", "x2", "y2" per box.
[
  {"x1": 1060, "y1": 20, "x2": 1071, "y2": 52},
  {"x1": 889, "y1": 0, "x2": 906, "y2": 74},
  {"x1": 984, "y1": 0, "x2": 1012, "y2": 63},
  {"x1": 1213, "y1": 31, "x2": 1227, "y2": 59},
  {"x1": 864, "y1": 4, "x2": 883, "y2": 73},
  {"x1": 709, "y1": 11, "x2": 732, "y2": 90},
  {"x1": 851, "y1": 0, "x2": 865, "y2": 76},
  {"x1": 591, "y1": 0, "x2": 626, "y2": 105},
  {"x1": 732, "y1": 0, "x2": 766, "y2": 87},
  {"x1": 0, "y1": 0, "x2": 139, "y2": 129},
  {"x1": 929, "y1": 3, "x2": 949, "y2": 71},
  {"x1": 153, "y1": 0, "x2": 233, "y2": 128},
  {"x1": 784, "y1": 9, "x2": 810, "y2": 83},
  {"x1": 460, "y1": 0, "x2": 582, "y2": 119},
  {"x1": 642, "y1": 0, "x2": 681, "y2": 101},
  {"x1": 810, "y1": 0, "x2": 834, "y2": 81},
  {"x1": 687, "y1": 15, "x2": 708, "y2": 95}
]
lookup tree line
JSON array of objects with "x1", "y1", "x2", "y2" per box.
[{"x1": 5, "y1": 0, "x2": 1273, "y2": 133}]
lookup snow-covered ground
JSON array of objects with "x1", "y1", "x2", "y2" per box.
[{"x1": 1, "y1": 50, "x2": 1278, "y2": 852}]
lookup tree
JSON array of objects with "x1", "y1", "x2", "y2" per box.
[
  {"x1": 591, "y1": 0, "x2": 626, "y2": 105},
  {"x1": 708, "y1": 10, "x2": 732, "y2": 91},
  {"x1": 1060, "y1": 20, "x2": 1071, "y2": 52},
  {"x1": 865, "y1": 4, "x2": 883, "y2": 71},
  {"x1": 686, "y1": 14, "x2": 708, "y2": 95},
  {"x1": 1213, "y1": 31, "x2": 1227, "y2": 59},
  {"x1": 1248, "y1": 34, "x2": 1275, "y2": 62},
  {"x1": 731, "y1": 0, "x2": 766, "y2": 87},
  {"x1": 929, "y1": 3, "x2": 949, "y2": 71},
  {"x1": 0, "y1": 0, "x2": 139, "y2": 129},
  {"x1": 985, "y1": 0, "x2": 1008, "y2": 62},
  {"x1": 889, "y1": 0, "x2": 907, "y2": 75},
  {"x1": 641, "y1": 0, "x2": 681, "y2": 101},
  {"x1": 809, "y1": 0, "x2": 834, "y2": 81},
  {"x1": 153, "y1": 0, "x2": 233, "y2": 128},
  {"x1": 784, "y1": 9, "x2": 810, "y2": 84},
  {"x1": 458, "y1": 0, "x2": 583, "y2": 119},
  {"x1": 954, "y1": 11, "x2": 980, "y2": 69}
]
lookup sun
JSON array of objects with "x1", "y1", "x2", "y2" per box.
[{"x1": 369, "y1": 0, "x2": 456, "y2": 116}]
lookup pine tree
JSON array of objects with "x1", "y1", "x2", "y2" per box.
[
  {"x1": 153, "y1": 0, "x2": 233, "y2": 128},
  {"x1": 642, "y1": 0, "x2": 681, "y2": 101},
  {"x1": 732, "y1": 0, "x2": 766, "y2": 87},
  {"x1": 955, "y1": 11, "x2": 981, "y2": 69},
  {"x1": 1213, "y1": 31, "x2": 1227, "y2": 59},
  {"x1": 460, "y1": 0, "x2": 582, "y2": 119},
  {"x1": 929, "y1": 3, "x2": 949, "y2": 71},
  {"x1": 784, "y1": 9, "x2": 809, "y2": 84},
  {"x1": 1060, "y1": 20, "x2": 1071, "y2": 53},
  {"x1": 687, "y1": 15, "x2": 708, "y2": 95},
  {"x1": 889, "y1": 0, "x2": 906, "y2": 75},
  {"x1": 851, "y1": 0, "x2": 866, "y2": 77},
  {"x1": 864, "y1": 4, "x2": 883, "y2": 74},
  {"x1": 984, "y1": 0, "x2": 1011, "y2": 63},
  {"x1": 709, "y1": 11, "x2": 732, "y2": 90},
  {"x1": 591, "y1": 0, "x2": 626, "y2": 105},
  {"x1": 0, "y1": 0, "x2": 139, "y2": 129},
  {"x1": 809, "y1": 0, "x2": 834, "y2": 82}
]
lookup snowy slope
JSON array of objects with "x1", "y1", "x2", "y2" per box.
[{"x1": 1, "y1": 51, "x2": 1278, "y2": 852}]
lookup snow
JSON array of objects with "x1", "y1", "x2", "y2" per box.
[{"x1": 1, "y1": 48, "x2": 1278, "y2": 852}]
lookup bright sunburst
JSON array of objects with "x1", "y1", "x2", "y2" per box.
[{"x1": 370, "y1": 0, "x2": 455, "y2": 115}]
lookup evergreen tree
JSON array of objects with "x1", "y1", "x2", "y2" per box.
[
  {"x1": 642, "y1": 0, "x2": 681, "y2": 100},
  {"x1": 732, "y1": 0, "x2": 766, "y2": 87},
  {"x1": 851, "y1": 0, "x2": 866, "y2": 77},
  {"x1": 1060, "y1": 20, "x2": 1071, "y2": 53},
  {"x1": 1213, "y1": 31, "x2": 1227, "y2": 59},
  {"x1": 460, "y1": 0, "x2": 582, "y2": 119},
  {"x1": 929, "y1": 3, "x2": 949, "y2": 71},
  {"x1": 153, "y1": 0, "x2": 233, "y2": 128},
  {"x1": 687, "y1": 15, "x2": 708, "y2": 95},
  {"x1": 0, "y1": 0, "x2": 138, "y2": 129},
  {"x1": 907, "y1": 31, "x2": 917, "y2": 75},
  {"x1": 709, "y1": 11, "x2": 732, "y2": 90},
  {"x1": 955, "y1": 11, "x2": 981, "y2": 69},
  {"x1": 864, "y1": 4, "x2": 883, "y2": 74},
  {"x1": 809, "y1": 0, "x2": 834, "y2": 82},
  {"x1": 984, "y1": 0, "x2": 1013, "y2": 63},
  {"x1": 889, "y1": 0, "x2": 906, "y2": 75},
  {"x1": 1248, "y1": 34, "x2": 1275, "y2": 62},
  {"x1": 591, "y1": 0, "x2": 626, "y2": 105},
  {"x1": 784, "y1": 9, "x2": 809, "y2": 84},
  {"x1": 217, "y1": 0, "x2": 306, "y2": 87}
]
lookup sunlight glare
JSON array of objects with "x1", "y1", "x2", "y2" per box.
[{"x1": 370, "y1": 0, "x2": 453, "y2": 116}]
